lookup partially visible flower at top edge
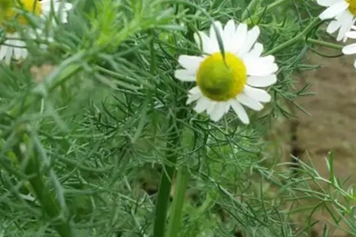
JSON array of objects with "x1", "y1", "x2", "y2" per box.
[
  {"x1": 342, "y1": 25, "x2": 356, "y2": 68},
  {"x1": 317, "y1": 0, "x2": 356, "y2": 42},
  {"x1": 0, "y1": 0, "x2": 73, "y2": 64},
  {"x1": 174, "y1": 20, "x2": 278, "y2": 124}
]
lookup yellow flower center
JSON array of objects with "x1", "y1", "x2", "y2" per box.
[
  {"x1": 347, "y1": 0, "x2": 356, "y2": 15},
  {"x1": 1, "y1": 0, "x2": 42, "y2": 32},
  {"x1": 196, "y1": 52, "x2": 247, "y2": 101}
]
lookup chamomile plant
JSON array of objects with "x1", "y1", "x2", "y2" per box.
[{"x1": 0, "y1": 1, "x2": 356, "y2": 237}]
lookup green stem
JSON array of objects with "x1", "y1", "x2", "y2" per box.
[
  {"x1": 26, "y1": 162, "x2": 73, "y2": 237},
  {"x1": 242, "y1": 0, "x2": 289, "y2": 22},
  {"x1": 166, "y1": 168, "x2": 190, "y2": 237},
  {"x1": 259, "y1": 0, "x2": 289, "y2": 15},
  {"x1": 153, "y1": 117, "x2": 184, "y2": 237},
  {"x1": 241, "y1": 0, "x2": 260, "y2": 21},
  {"x1": 265, "y1": 18, "x2": 320, "y2": 55},
  {"x1": 14, "y1": 135, "x2": 74, "y2": 237},
  {"x1": 306, "y1": 38, "x2": 343, "y2": 50}
]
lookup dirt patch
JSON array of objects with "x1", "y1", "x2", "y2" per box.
[
  {"x1": 296, "y1": 51, "x2": 356, "y2": 183},
  {"x1": 280, "y1": 48, "x2": 356, "y2": 237}
]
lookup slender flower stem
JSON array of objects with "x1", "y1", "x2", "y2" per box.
[
  {"x1": 259, "y1": 0, "x2": 289, "y2": 15},
  {"x1": 306, "y1": 38, "x2": 343, "y2": 50},
  {"x1": 241, "y1": 0, "x2": 260, "y2": 21},
  {"x1": 242, "y1": 0, "x2": 290, "y2": 22},
  {"x1": 265, "y1": 18, "x2": 320, "y2": 55},
  {"x1": 153, "y1": 116, "x2": 185, "y2": 237},
  {"x1": 166, "y1": 168, "x2": 190, "y2": 237},
  {"x1": 13, "y1": 134, "x2": 74, "y2": 237}
]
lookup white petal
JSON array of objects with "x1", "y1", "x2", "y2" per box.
[
  {"x1": 11, "y1": 39, "x2": 25, "y2": 60},
  {"x1": 327, "y1": 20, "x2": 341, "y2": 34},
  {"x1": 244, "y1": 86, "x2": 271, "y2": 103},
  {"x1": 230, "y1": 100, "x2": 249, "y2": 124},
  {"x1": 319, "y1": 1, "x2": 348, "y2": 20},
  {"x1": 187, "y1": 87, "x2": 202, "y2": 104},
  {"x1": 336, "y1": 11, "x2": 354, "y2": 41},
  {"x1": 61, "y1": 3, "x2": 73, "y2": 11},
  {"x1": 224, "y1": 102, "x2": 231, "y2": 113},
  {"x1": 233, "y1": 23, "x2": 248, "y2": 53},
  {"x1": 175, "y1": 69, "x2": 196, "y2": 82},
  {"x1": 194, "y1": 31, "x2": 211, "y2": 54},
  {"x1": 187, "y1": 95, "x2": 200, "y2": 105},
  {"x1": 209, "y1": 103, "x2": 226, "y2": 122},
  {"x1": 206, "y1": 101, "x2": 217, "y2": 114},
  {"x1": 260, "y1": 55, "x2": 276, "y2": 64},
  {"x1": 236, "y1": 93, "x2": 263, "y2": 111},
  {"x1": 249, "y1": 43, "x2": 264, "y2": 58},
  {"x1": 5, "y1": 47, "x2": 12, "y2": 64},
  {"x1": 345, "y1": 31, "x2": 356, "y2": 39},
  {"x1": 247, "y1": 74, "x2": 277, "y2": 87},
  {"x1": 224, "y1": 20, "x2": 236, "y2": 36},
  {"x1": 223, "y1": 20, "x2": 236, "y2": 52},
  {"x1": 0, "y1": 45, "x2": 8, "y2": 60},
  {"x1": 209, "y1": 21, "x2": 224, "y2": 53},
  {"x1": 317, "y1": 0, "x2": 341, "y2": 7},
  {"x1": 188, "y1": 86, "x2": 201, "y2": 95},
  {"x1": 14, "y1": 46, "x2": 22, "y2": 60},
  {"x1": 342, "y1": 43, "x2": 356, "y2": 55},
  {"x1": 42, "y1": 2, "x2": 73, "y2": 11},
  {"x1": 21, "y1": 48, "x2": 28, "y2": 58},
  {"x1": 343, "y1": 20, "x2": 356, "y2": 42},
  {"x1": 178, "y1": 55, "x2": 203, "y2": 71},
  {"x1": 353, "y1": 59, "x2": 356, "y2": 69},
  {"x1": 244, "y1": 57, "x2": 278, "y2": 76},
  {"x1": 194, "y1": 97, "x2": 211, "y2": 113},
  {"x1": 238, "y1": 26, "x2": 260, "y2": 57}
]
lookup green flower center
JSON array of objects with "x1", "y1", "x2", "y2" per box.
[
  {"x1": 347, "y1": 0, "x2": 356, "y2": 15},
  {"x1": 1, "y1": 0, "x2": 42, "y2": 33},
  {"x1": 196, "y1": 52, "x2": 247, "y2": 102}
]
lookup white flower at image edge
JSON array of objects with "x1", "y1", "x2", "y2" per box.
[
  {"x1": 174, "y1": 20, "x2": 278, "y2": 124},
  {"x1": 41, "y1": 0, "x2": 73, "y2": 24},
  {"x1": 0, "y1": 0, "x2": 73, "y2": 64},
  {"x1": 0, "y1": 32, "x2": 28, "y2": 64},
  {"x1": 317, "y1": 0, "x2": 356, "y2": 41},
  {"x1": 342, "y1": 26, "x2": 356, "y2": 68}
]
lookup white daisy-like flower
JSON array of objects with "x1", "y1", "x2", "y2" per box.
[
  {"x1": 317, "y1": 0, "x2": 356, "y2": 41},
  {"x1": 0, "y1": 0, "x2": 73, "y2": 64},
  {"x1": 342, "y1": 26, "x2": 356, "y2": 68},
  {"x1": 174, "y1": 20, "x2": 278, "y2": 124},
  {"x1": 0, "y1": 32, "x2": 28, "y2": 64},
  {"x1": 41, "y1": 0, "x2": 73, "y2": 23}
]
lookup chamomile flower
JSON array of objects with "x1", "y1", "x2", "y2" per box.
[
  {"x1": 342, "y1": 26, "x2": 356, "y2": 68},
  {"x1": 317, "y1": 0, "x2": 356, "y2": 41},
  {"x1": 0, "y1": 0, "x2": 72, "y2": 64},
  {"x1": 175, "y1": 20, "x2": 278, "y2": 124},
  {"x1": 0, "y1": 32, "x2": 28, "y2": 64}
]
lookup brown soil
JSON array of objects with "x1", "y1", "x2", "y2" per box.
[
  {"x1": 296, "y1": 52, "x2": 356, "y2": 184},
  {"x1": 280, "y1": 48, "x2": 356, "y2": 237}
]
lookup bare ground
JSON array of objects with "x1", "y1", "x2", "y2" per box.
[{"x1": 277, "y1": 48, "x2": 356, "y2": 237}]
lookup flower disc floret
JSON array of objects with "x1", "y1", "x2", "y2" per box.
[
  {"x1": 2, "y1": 0, "x2": 41, "y2": 29},
  {"x1": 197, "y1": 52, "x2": 247, "y2": 102},
  {"x1": 347, "y1": 0, "x2": 356, "y2": 15}
]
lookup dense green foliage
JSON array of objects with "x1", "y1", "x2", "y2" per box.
[{"x1": 0, "y1": 0, "x2": 354, "y2": 237}]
